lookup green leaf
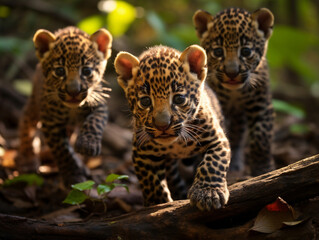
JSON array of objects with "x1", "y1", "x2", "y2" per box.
[
  {"x1": 113, "y1": 183, "x2": 129, "y2": 193},
  {"x1": 3, "y1": 174, "x2": 44, "y2": 187},
  {"x1": 71, "y1": 180, "x2": 95, "y2": 191},
  {"x1": 13, "y1": 79, "x2": 32, "y2": 96},
  {"x1": 0, "y1": 37, "x2": 32, "y2": 55},
  {"x1": 0, "y1": 6, "x2": 10, "y2": 18},
  {"x1": 289, "y1": 123, "x2": 310, "y2": 134},
  {"x1": 272, "y1": 99, "x2": 306, "y2": 119},
  {"x1": 97, "y1": 183, "x2": 114, "y2": 195},
  {"x1": 267, "y1": 25, "x2": 319, "y2": 84},
  {"x1": 105, "y1": 174, "x2": 129, "y2": 183},
  {"x1": 63, "y1": 189, "x2": 88, "y2": 205},
  {"x1": 78, "y1": 15, "x2": 104, "y2": 35},
  {"x1": 107, "y1": 1, "x2": 136, "y2": 37}
]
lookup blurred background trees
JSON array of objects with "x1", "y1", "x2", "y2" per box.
[{"x1": 0, "y1": 0, "x2": 318, "y2": 160}]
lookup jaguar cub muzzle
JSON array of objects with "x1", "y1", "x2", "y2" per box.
[
  {"x1": 154, "y1": 110, "x2": 171, "y2": 131},
  {"x1": 224, "y1": 60, "x2": 239, "y2": 79},
  {"x1": 61, "y1": 77, "x2": 87, "y2": 106}
]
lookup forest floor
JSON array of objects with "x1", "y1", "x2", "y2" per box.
[{"x1": 0, "y1": 76, "x2": 318, "y2": 238}]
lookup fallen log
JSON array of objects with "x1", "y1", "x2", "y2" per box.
[{"x1": 0, "y1": 154, "x2": 319, "y2": 240}]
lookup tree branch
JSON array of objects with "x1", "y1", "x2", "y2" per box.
[{"x1": 0, "y1": 154, "x2": 319, "y2": 239}]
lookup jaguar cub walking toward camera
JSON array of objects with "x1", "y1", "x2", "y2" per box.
[
  {"x1": 115, "y1": 45, "x2": 231, "y2": 210},
  {"x1": 16, "y1": 27, "x2": 112, "y2": 186},
  {"x1": 193, "y1": 8, "x2": 275, "y2": 175}
]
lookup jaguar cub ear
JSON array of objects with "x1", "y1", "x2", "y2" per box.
[
  {"x1": 251, "y1": 8, "x2": 274, "y2": 39},
  {"x1": 90, "y1": 28, "x2": 113, "y2": 59},
  {"x1": 193, "y1": 10, "x2": 213, "y2": 38},
  {"x1": 180, "y1": 45, "x2": 207, "y2": 82},
  {"x1": 114, "y1": 52, "x2": 140, "y2": 90},
  {"x1": 33, "y1": 29, "x2": 56, "y2": 60}
]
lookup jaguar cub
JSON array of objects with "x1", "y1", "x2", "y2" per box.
[
  {"x1": 193, "y1": 8, "x2": 275, "y2": 175},
  {"x1": 115, "y1": 45, "x2": 231, "y2": 210},
  {"x1": 16, "y1": 27, "x2": 112, "y2": 186}
]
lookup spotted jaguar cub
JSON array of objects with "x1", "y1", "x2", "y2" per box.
[
  {"x1": 16, "y1": 27, "x2": 112, "y2": 186},
  {"x1": 115, "y1": 45, "x2": 231, "y2": 210},
  {"x1": 193, "y1": 8, "x2": 275, "y2": 175}
]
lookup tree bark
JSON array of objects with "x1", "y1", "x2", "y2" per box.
[{"x1": 0, "y1": 154, "x2": 319, "y2": 240}]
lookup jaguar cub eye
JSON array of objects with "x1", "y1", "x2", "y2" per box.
[
  {"x1": 82, "y1": 67, "x2": 92, "y2": 77},
  {"x1": 241, "y1": 47, "x2": 252, "y2": 57},
  {"x1": 140, "y1": 96, "x2": 152, "y2": 108},
  {"x1": 213, "y1": 48, "x2": 224, "y2": 58},
  {"x1": 55, "y1": 67, "x2": 65, "y2": 77},
  {"x1": 173, "y1": 94, "x2": 186, "y2": 105}
]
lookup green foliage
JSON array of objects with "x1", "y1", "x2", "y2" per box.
[
  {"x1": 107, "y1": 1, "x2": 136, "y2": 37},
  {"x1": 97, "y1": 184, "x2": 113, "y2": 195},
  {"x1": 13, "y1": 80, "x2": 32, "y2": 96},
  {"x1": 268, "y1": 25, "x2": 319, "y2": 84},
  {"x1": 146, "y1": 11, "x2": 196, "y2": 50},
  {"x1": 77, "y1": 1, "x2": 136, "y2": 37},
  {"x1": 273, "y1": 99, "x2": 305, "y2": 119},
  {"x1": 0, "y1": 37, "x2": 32, "y2": 55},
  {"x1": 289, "y1": 123, "x2": 310, "y2": 135},
  {"x1": 0, "y1": 6, "x2": 10, "y2": 18},
  {"x1": 63, "y1": 189, "x2": 88, "y2": 205},
  {"x1": 105, "y1": 173, "x2": 128, "y2": 182},
  {"x1": 63, "y1": 174, "x2": 129, "y2": 206},
  {"x1": 71, "y1": 180, "x2": 95, "y2": 191},
  {"x1": 2, "y1": 174, "x2": 44, "y2": 187},
  {"x1": 78, "y1": 15, "x2": 104, "y2": 35}
]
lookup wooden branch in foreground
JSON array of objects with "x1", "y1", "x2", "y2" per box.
[{"x1": 0, "y1": 154, "x2": 319, "y2": 240}]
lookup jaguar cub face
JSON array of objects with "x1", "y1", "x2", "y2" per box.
[
  {"x1": 115, "y1": 45, "x2": 207, "y2": 145},
  {"x1": 193, "y1": 8, "x2": 274, "y2": 89},
  {"x1": 33, "y1": 27, "x2": 112, "y2": 108}
]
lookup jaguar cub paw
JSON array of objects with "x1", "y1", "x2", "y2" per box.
[
  {"x1": 187, "y1": 182, "x2": 229, "y2": 211},
  {"x1": 75, "y1": 136, "x2": 101, "y2": 156}
]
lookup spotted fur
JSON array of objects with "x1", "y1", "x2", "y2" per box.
[
  {"x1": 16, "y1": 26, "x2": 112, "y2": 186},
  {"x1": 193, "y1": 8, "x2": 275, "y2": 175},
  {"x1": 115, "y1": 45, "x2": 231, "y2": 210}
]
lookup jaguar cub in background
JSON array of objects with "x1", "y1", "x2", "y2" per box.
[
  {"x1": 115, "y1": 45, "x2": 231, "y2": 210},
  {"x1": 193, "y1": 8, "x2": 275, "y2": 175},
  {"x1": 16, "y1": 27, "x2": 112, "y2": 186}
]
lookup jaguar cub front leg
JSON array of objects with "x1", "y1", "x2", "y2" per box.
[
  {"x1": 75, "y1": 105, "x2": 108, "y2": 156},
  {"x1": 42, "y1": 122, "x2": 87, "y2": 187},
  {"x1": 16, "y1": 94, "x2": 40, "y2": 173},
  {"x1": 165, "y1": 159, "x2": 188, "y2": 199},
  {"x1": 247, "y1": 103, "x2": 274, "y2": 176},
  {"x1": 188, "y1": 140, "x2": 231, "y2": 211},
  {"x1": 133, "y1": 150, "x2": 172, "y2": 206}
]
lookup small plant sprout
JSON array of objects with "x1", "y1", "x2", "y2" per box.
[
  {"x1": 1, "y1": 173, "x2": 44, "y2": 188},
  {"x1": 63, "y1": 174, "x2": 129, "y2": 208}
]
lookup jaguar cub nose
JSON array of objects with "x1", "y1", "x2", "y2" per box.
[
  {"x1": 225, "y1": 61, "x2": 239, "y2": 79},
  {"x1": 225, "y1": 69, "x2": 239, "y2": 79},
  {"x1": 66, "y1": 81, "x2": 82, "y2": 97},
  {"x1": 154, "y1": 111, "x2": 171, "y2": 131}
]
